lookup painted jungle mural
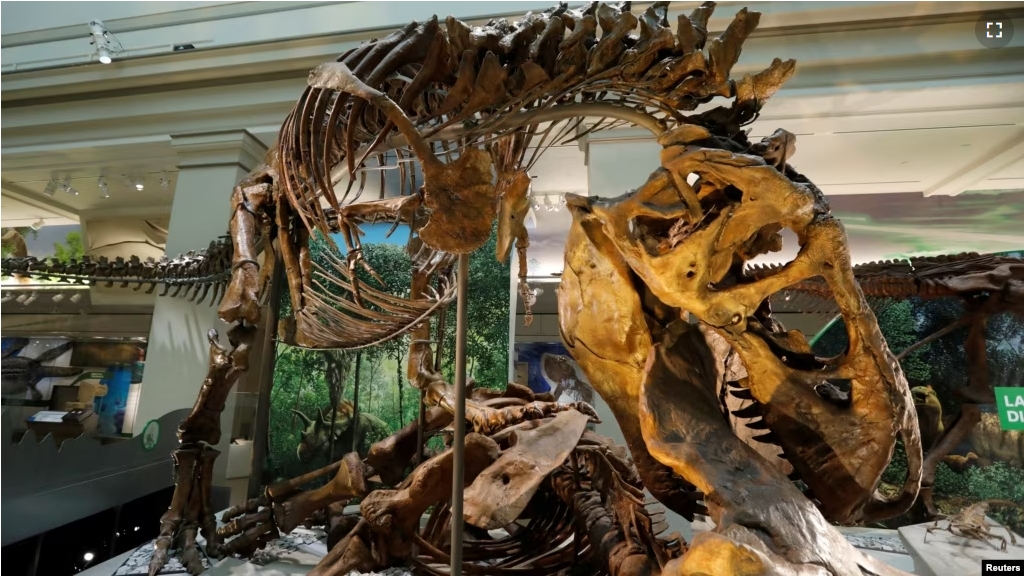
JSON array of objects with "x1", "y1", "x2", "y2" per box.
[
  {"x1": 263, "y1": 224, "x2": 511, "y2": 485},
  {"x1": 812, "y1": 254, "x2": 1024, "y2": 532}
]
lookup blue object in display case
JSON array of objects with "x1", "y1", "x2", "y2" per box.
[{"x1": 96, "y1": 366, "x2": 131, "y2": 435}]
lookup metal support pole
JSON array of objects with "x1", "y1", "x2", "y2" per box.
[
  {"x1": 417, "y1": 302, "x2": 447, "y2": 465},
  {"x1": 247, "y1": 257, "x2": 283, "y2": 498},
  {"x1": 507, "y1": 249, "x2": 519, "y2": 383},
  {"x1": 449, "y1": 253, "x2": 469, "y2": 576}
]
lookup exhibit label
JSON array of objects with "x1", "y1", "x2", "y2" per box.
[
  {"x1": 141, "y1": 419, "x2": 160, "y2": 451},
  {"x1": 995, "y1": 387, "x2": 1024, "y2": 431}
]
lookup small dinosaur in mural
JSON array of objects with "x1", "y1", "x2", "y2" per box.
[{"x1": 1, "y1": 338, "x2": 84, "y2": 400}]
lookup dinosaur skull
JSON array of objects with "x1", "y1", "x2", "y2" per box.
[{"x1": 567, "y1": 134, "x2": 923, "y2": 524}]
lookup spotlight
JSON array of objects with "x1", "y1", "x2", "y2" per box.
[
  {"x1": 52, "y1": 293, "x2": 66, "y2": 303},
  {"x1": 134, "y1": 177, "x2": 145, "y2": 191},
  {"x1": 98, "y1": 176, "x2": 110, "y2": 199},
  {"x1": 23, "y1": 292, "x2": 38, "y2": 305},
  {"x1": 43, "y1": 179, "x2": 59, "y2": 196},
  {"x1": 89, "y1": 20, "x2": 114, "y2": 65},
  {"x1": 83, "y1": 552, "x2": 95, "y2": 562},
  {"x1": 15, "y1": 294, "x2": 28, "y2": 304},
  {"x1": 30, "y1": 219, "x2": 46, "y2": 231},
  {"x1": 0, "y1": 293, "x2": 12, "y2": 304},
  {"x1": 70, "y1": 293, "x2": 83, "y2": 303},
  {"x1": 61, "y1": 176, "x2": 79, "y2": 196}
]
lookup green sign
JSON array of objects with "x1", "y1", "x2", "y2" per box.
[
  {"x1": 141, "y1": 420, "x2": 160, "y2": 451},
  {"x1": 995, "y1": 387, "x2": 1024, "y2": 431}
]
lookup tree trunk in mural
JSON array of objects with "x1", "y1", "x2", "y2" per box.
[
  {"x1": 395, "y1": 348, "x2": 404, "y2": 427},
  {"x1": 324, "y1": 350, "x2": 350, "y2": 463},
  {"x1": 351, "y1": 353, "x2": 362, "y2": 455},
  {"x1": 916, "y1": 305, "x2": 994, "y2": 518}
]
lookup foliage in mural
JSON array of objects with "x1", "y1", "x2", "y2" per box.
[
  {"x1": 52, "y1": 231, "x2": 85, "y2": 264},
  {"x1": 263, "y1": 225, "x2": 510, "y2": 485}
]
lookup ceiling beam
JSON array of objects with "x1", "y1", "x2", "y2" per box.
[
  {"x1": 924, "y1": 129, "x2": 1024, "y2": 196},
  {"x1": 78, "y1": 205, "x2": 172, "y2": 221},
  {"x1": 0, "y1": 180, "x2": 79, "y2": 222}
]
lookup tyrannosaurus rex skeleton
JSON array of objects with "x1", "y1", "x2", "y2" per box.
[{"x1": 8, "y1": 3, "x2": 939, "y2": 575}]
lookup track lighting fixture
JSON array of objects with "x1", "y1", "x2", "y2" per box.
[
  {"x1": 61, "y1": 176, "x2": 80, "y2": 196},
  {"x1": 134, "y1": 177, "x2": 145, "y2": 191},
  {"x1": 30, "y1": 219, "x2": 46, "y2": 231},
  {"x1": 23, "y1": 292, "x2": 38, "y2": 305},
  {"x1": 70, "y1": 293, "x2": 83, "y2": 304},
  {"x1": 89, "y1": 20, "x2": 116, "y2": 64},
  {"x1": 0, "y1": 293, "x2": 12, "y2": 304},
  {"x1": 529, "y1": 193, "x2": 567, "y2": 213},
  {"x1": 51, "y1": 293, "x2": 66, "y2": 303},
  {"x1": 98, "y1": 176, "x2": 110, "y2": 199},
  {"x1": 44, "y1": 178, "x2": 59, "y2": 196}
]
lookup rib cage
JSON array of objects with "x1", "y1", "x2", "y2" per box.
[{"x1": 296, "y1": 244, "x2": 458, "y2": 350}]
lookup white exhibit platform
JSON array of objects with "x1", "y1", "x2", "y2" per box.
[
  {"x1": 79, "y1": 510, "x2": 928, "y2": 575},
  {"x1": 899, "y1": 516, "x2": 1024, "y2": 576}
]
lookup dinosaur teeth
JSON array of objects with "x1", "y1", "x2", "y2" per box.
[
  {"x1": 744, "y1": 419, "x2": 768, "y2": 430},
  {"x1": 730, "y1": 404, "x2": 762, "y2": 419},
  {"x1": 730, "y1": 388, "x2": 755, "y2": 401},
  {"x1": 751, "y1": 431, "x2": 779, "y2": 444}
]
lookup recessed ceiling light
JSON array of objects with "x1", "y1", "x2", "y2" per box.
[{"x1": 134, "y1": 178, "x2": 145, "y2": 191}]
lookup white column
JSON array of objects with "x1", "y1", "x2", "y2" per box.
[{"x1": 134, "y1": 130, "x2": 266, "y2": 486}]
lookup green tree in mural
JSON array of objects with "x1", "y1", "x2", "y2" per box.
[
  {"x1": 52, "y1": 230, "x2": 85, "y2": 264},
  {"x1": 437, "y1": 228, "x2": 511, "y2": 390},
  {"x1": 875, "y1": 300, "x2": 930, "y2": 384},
  {"x1": 265, "y1": 228, "x2": 510, "y2": 484}
]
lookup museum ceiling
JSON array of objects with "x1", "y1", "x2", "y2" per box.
[{"x1": 1, "y1": 0, "x2": 1020, "y2": 268}]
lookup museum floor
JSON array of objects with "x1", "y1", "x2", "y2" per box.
[{"x1": 78, "y1": 508, "x2": 999, "y2": 576}]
